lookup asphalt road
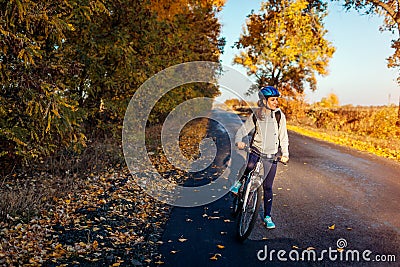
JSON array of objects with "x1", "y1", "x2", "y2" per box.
[{"x1": 158, "y1": 109, "x2": 400, "y2": 266}]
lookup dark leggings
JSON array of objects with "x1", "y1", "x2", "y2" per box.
[{"x1": 241, "y1": 149, "x2": 277, "y2": 217}]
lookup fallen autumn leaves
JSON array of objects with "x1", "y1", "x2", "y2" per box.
[
  {"x1": 0, "y1": 119, "x2": 210, "y2": 266},
  {"x1": 1, "y1": 167, "x2": 171, "y2": 266}
]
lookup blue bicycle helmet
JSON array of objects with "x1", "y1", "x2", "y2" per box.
[{"x1": 258, "y1": 86, "x2": 280, "y2": 99}]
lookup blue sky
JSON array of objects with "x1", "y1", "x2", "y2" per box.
[{"x1": 216, "y1": 0, "x2": 400, "y2": 106}]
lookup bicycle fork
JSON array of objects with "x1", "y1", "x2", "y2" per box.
[{"x1": 242, "y1": 161, "x2": 262, "y2": 213}]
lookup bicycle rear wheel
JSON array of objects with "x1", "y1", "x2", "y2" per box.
[{"x1": 236, "y1": 181, "x2": 262, "y2": 242}]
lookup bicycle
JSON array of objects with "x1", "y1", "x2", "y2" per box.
[{"x1": 232, "y1": 146, "x2": 286, "y2": 242}]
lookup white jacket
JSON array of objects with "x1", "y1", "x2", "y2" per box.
[{"x1": 234, "y1": 108, "x2": 289, "y2": 158}]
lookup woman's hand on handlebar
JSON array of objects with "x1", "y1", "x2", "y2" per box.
[
  {"x1": 236, "y1": 142, "x2": 246, "y2": 150},
  {"x1": 280, "y1": 156, "x2": 289, "y2": 164}
]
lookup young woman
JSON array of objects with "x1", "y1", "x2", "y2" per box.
[{"x1": 230, "y1": 86, "x2": 289, "y2": 229}]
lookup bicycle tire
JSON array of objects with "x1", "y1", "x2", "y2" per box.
[
  {"x1": 231, "y1": 194, "x2": 241, "y2": 218},
  {"x1": 232, "y1": 165, "x2": 246, "y2": 218},
  {"x1": 236, "y1": 182, "x2": 262, "y2": 242}
]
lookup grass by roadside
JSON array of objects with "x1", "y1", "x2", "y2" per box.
[{"x1": 287, "y1": 124, "x2": 400, "y2": 162}]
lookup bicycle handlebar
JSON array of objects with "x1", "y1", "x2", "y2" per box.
[{"x1": 237, "y1": 145, "x2": 288, "y2": 165}]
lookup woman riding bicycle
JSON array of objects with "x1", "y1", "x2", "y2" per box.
[{"x1": 230, "y1": 86, "x2": 289, "y2": 229}]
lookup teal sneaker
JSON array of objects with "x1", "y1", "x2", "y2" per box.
[
  {"x1": 264, "y1": 216, "x2": 276, "y2": 229},
  {"x1": 230, "y1": 181, "x2": 242, "y2": 194}
]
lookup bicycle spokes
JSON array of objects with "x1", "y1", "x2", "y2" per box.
[{"x1": 238, "y1": 186, "x2": 260, "y2": 240}]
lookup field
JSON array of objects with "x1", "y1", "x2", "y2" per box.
[
  {"x1": 223, "y1": 98, "x2": 400, "y2": 162},
  {"x1": 287, "y1": 105, "x2": 400, "y2": 161}
]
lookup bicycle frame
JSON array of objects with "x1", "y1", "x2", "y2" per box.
[
  {"x1": 241, "y1": 146, "x2": 282, "y2": 207},
  {"x1": 242, "y1": 160, "x2": 262, "y2": 213},
  {"x1": 234, "y1": 146, "x2": 285, "y2": 242}
]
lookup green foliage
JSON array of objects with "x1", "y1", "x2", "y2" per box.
[
  {"x1": 0, "y1": 0, "x2": 87, "y2": 166},
  {"x1": 61, "y1": 0, "x2": 223, "y2": 128},
  {"x1": 234, "y1": 0, "x2": 335, "y2": 96},
  {"x1": 0, "y1": 0, "x2": 225, "y2": 169}
]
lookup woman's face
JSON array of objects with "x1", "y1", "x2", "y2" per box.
[{"x1": 263, "y1": 97, "x2": 279, "y2": 110}]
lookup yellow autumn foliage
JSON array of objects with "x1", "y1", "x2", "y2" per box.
[
  {"x1": 234, "y1": 0, "x2": 335, "y2": 95},
  {"x1": 288, "y1": 105, "x2": 400, "y2": 161},
  {"x1": 147, "y1": 0, "x2": 226, "y2": 20}
]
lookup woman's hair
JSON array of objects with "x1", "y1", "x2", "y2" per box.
[{"x1": 255, "y1": 105, "x2": 266, "y2": 121}]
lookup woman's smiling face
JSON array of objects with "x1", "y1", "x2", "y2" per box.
[{"x1": 264, "y1": 97, "x2": 279, "y2": 110}]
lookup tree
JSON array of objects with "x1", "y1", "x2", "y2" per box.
[
  {"x1": 147, "y1": 0, "x2": 226, "y2": 20},
  {"x1": 318, "y1": 93, "x2": 340, "y2": 107},
  {"x1": 0, "y1": 0, "x2": 225, "y2": 168},
  {"x1": 63, "y1": 0, "x2": 225, "y2": 127},
  {"x1": 0, "y1": 0, "x2": 88, "y2": 166},
  {"x1": 233, "y1": 0, "x2": 335, "y2": 97}
]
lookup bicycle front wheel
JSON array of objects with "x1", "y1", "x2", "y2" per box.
[
  {"x1": 231, "y1": 193, "x2": 241, "y2": 218},
  {"x1": 236, "y1": 182, "x2": 262, "y2": 242}
]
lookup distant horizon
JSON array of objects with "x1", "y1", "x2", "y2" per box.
[{"x1": 213, "y1": 92, "x2": 400, "y2": 107}]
